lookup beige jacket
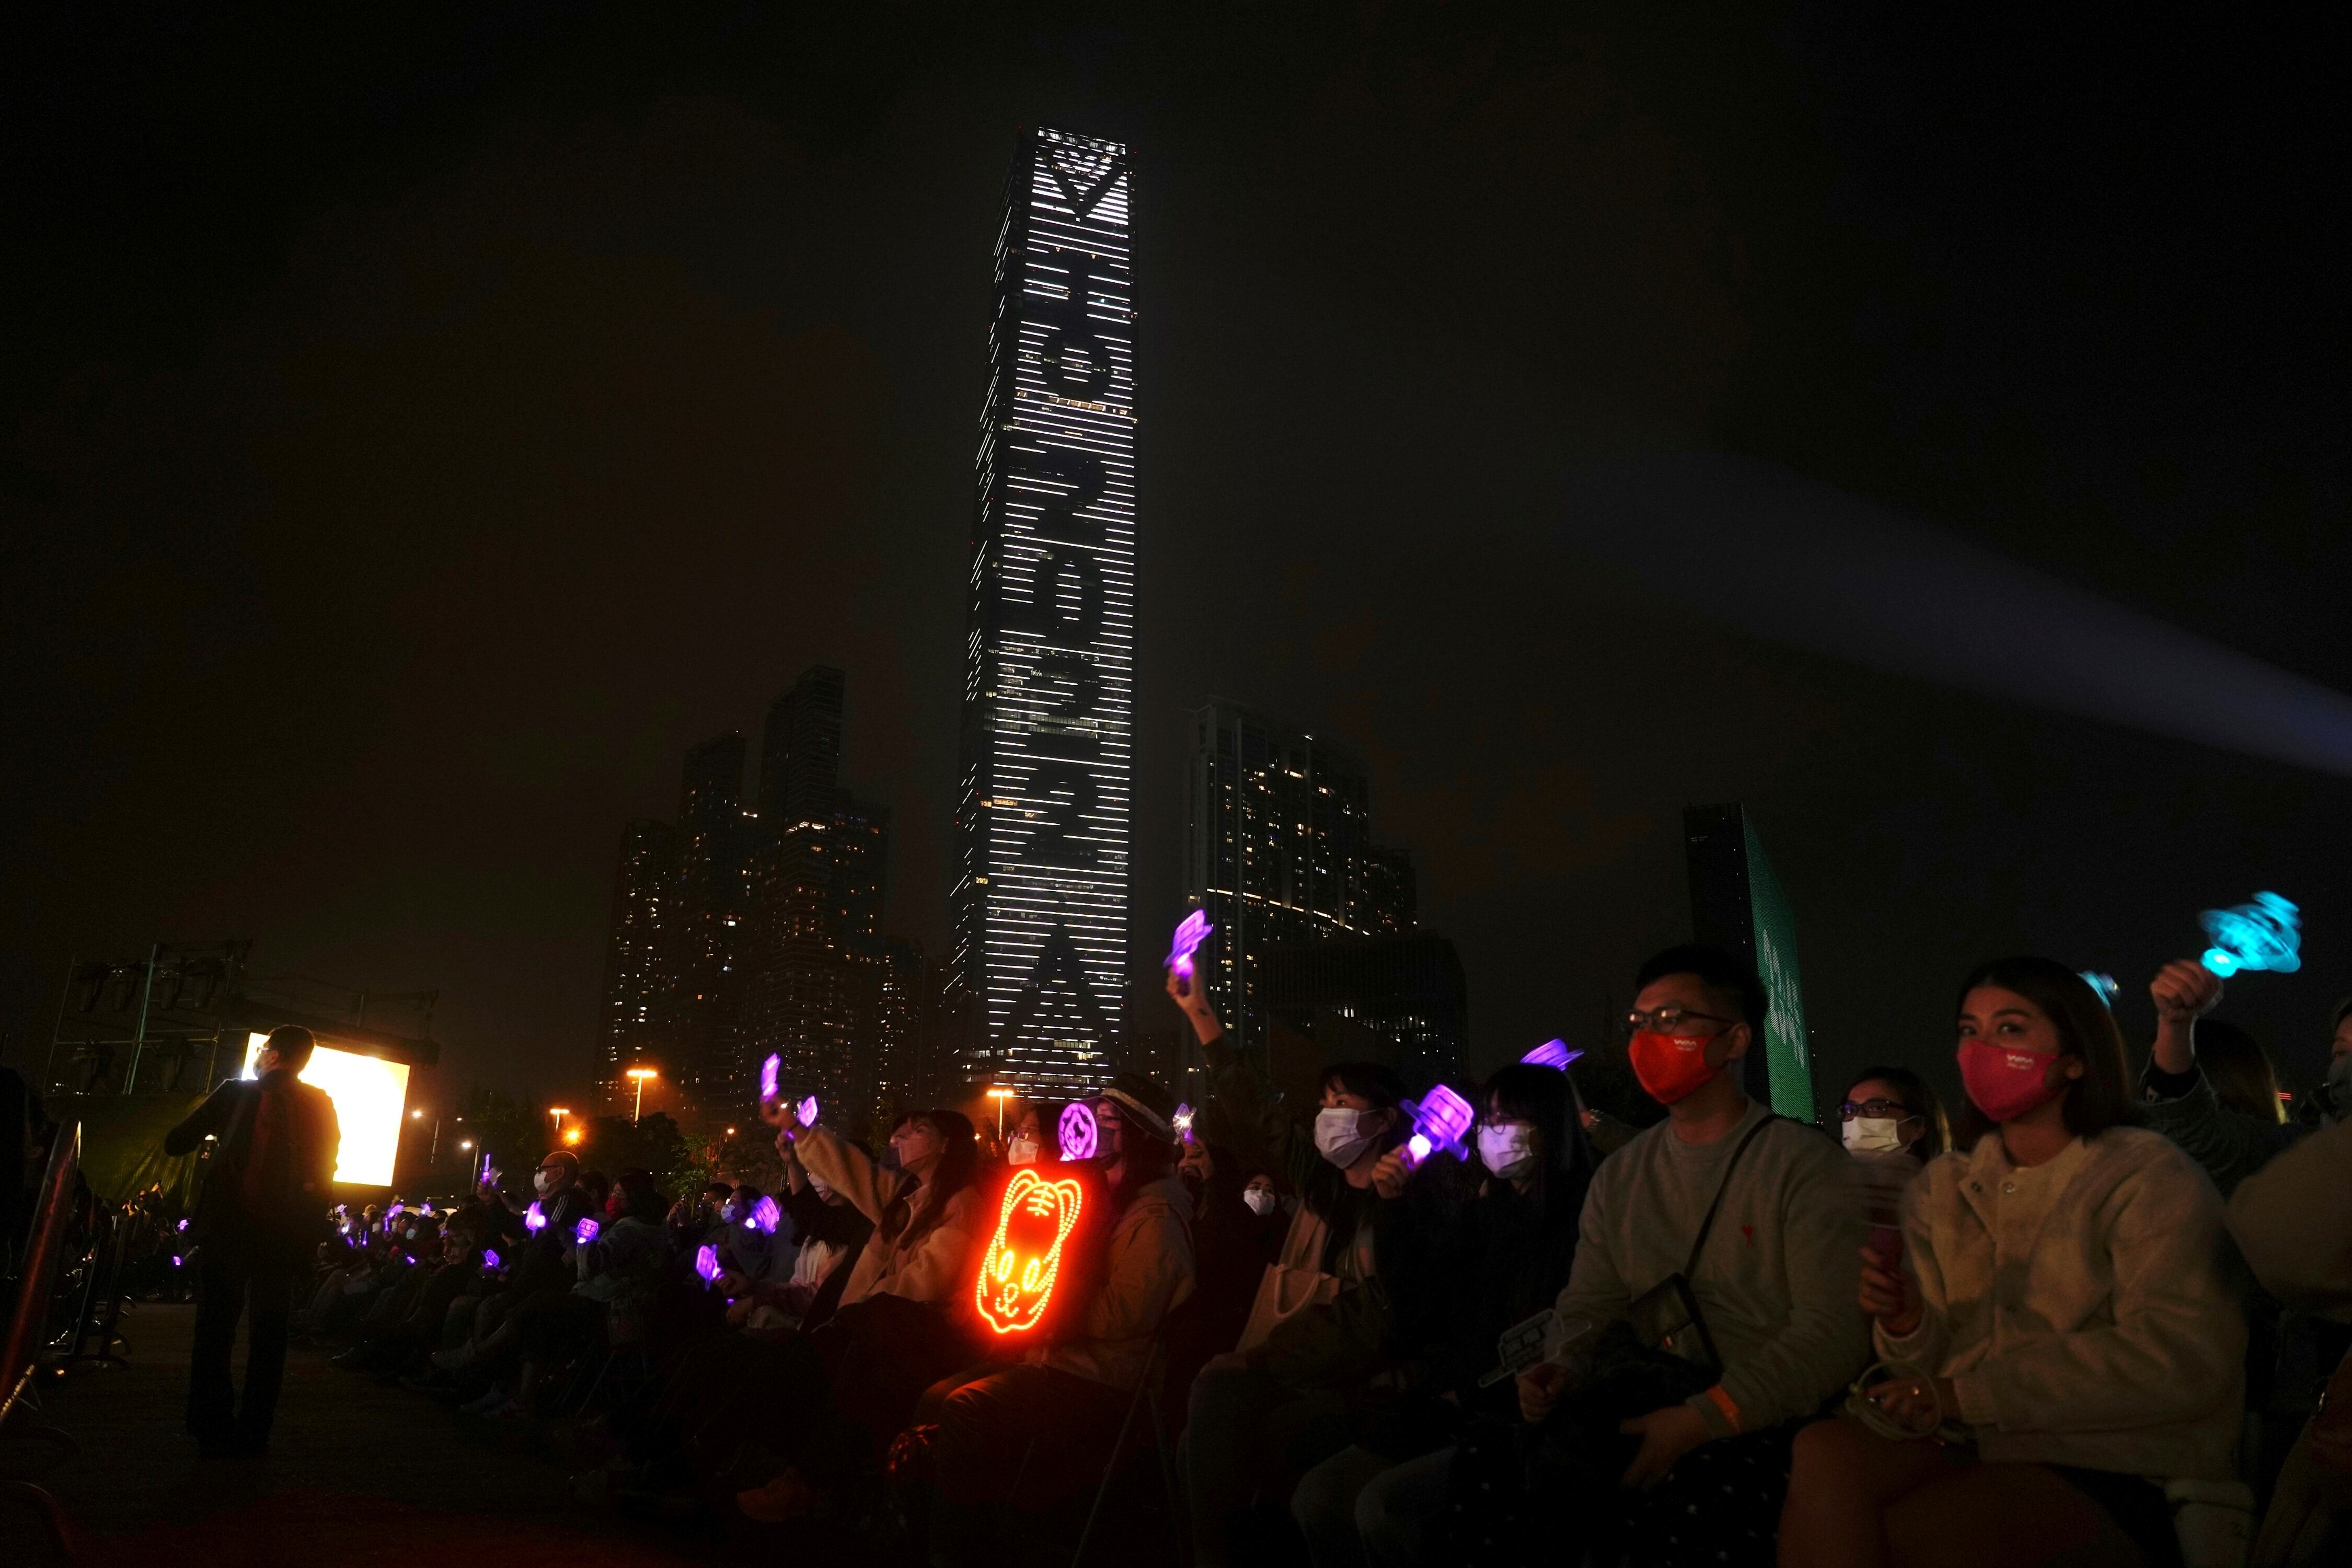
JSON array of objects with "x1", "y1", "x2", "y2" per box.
[
  {"x1": 2226, "y1": 1114, "x2": 2352, "y2": 1323},
  {"x1": 1029, "y1": 1173, "x2": 1196, "y2": 1392},
  {"x1": 797, "y1": 1125, "x2": 979, "y2": 1309},
  {"x1": 1880, "y1": 1126, "x2": 2243, "y2": 1480}
]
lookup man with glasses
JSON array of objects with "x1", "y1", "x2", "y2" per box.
[{"x1": 1513, "y1": 945, "x2": 1864, "y2": 1567}]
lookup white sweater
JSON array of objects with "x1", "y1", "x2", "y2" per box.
[{"x1": 1878, "y1": 1125, "x2": 2244, "y2": 1479}]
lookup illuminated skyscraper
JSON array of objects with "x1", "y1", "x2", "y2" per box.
[
  {"x1": 673, "y1": 732, "x2": 753, "y2": 1116},
  {"x1": 948, "y1": 126, "x2": 1137, "y2": 1097},
  {"x1": 1180, "y1": 701, "x2": 1416, "y2": 1085},
  {"x1": 595, "y1": 818, "x2": 680, "y2": 1111}
]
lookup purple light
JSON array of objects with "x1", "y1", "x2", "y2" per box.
[
  {"x1": 1398, "y1": 1086, "x2": 1475, "y2": 1170},
  {"x1": 574, "y1": 1217, "x2": 600, "y2": 1245},
  {"x1": 797, "y1": 1096, "x2": 821, "y2": 1129},
  {"x1": 1058, "y1": 1101, "x2": 1098, "y2": 1162},
  {"x1": 176, "y1": 1218, "x2": 190, "y2": 1232},
  {"x1": 524, "y1": 1202, "x2": 546, "y2": 1232},
  {"x1": 170, "y1": 1255, "x2": 182, "y2": 1267},
  {"x1": 749, "y1": 1195, "x2": 781, "y2": 1235},
  {"x1": 1172, "y1": 1102, "x2": 1196, "y2": 1143},
  {"x1": 481, "y1": 1249, "x2": 500, "y2": 1269},
  {"x1": 695, "y1": 1244, "x2": 721, "y2": 1285},
  {"x1": 1166, "y1": 910, "x2": 1214, "y2": 984},
  {"x1": 760, "y1": 1053, "x2": 781, "y2": 1101},
  {"x1": 1520, "y1": 1039, "x2": 1583, "y2": 1072}
]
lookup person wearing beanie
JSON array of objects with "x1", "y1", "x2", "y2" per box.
[{"x1": 924, "y1": 1070, "x2": 1198, "y2": 1561}]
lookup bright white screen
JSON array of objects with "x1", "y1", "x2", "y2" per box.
[{"x1": 241, "y1": 1031, "x2": 412, "y2": 1187}]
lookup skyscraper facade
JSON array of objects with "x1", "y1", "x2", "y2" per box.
[
  {"x1": 1181, "y1": 701, "x2": 1417, "y2": 1073},
  {"x1": 948, "y1": 126, "x2": 1138, "y2": 1098},
  {"x1": 595, "y1": 818, "x2": 681, "y2": 1109},
  {"x1": 671, "y1": 732, "x2": 754, "y2": 1117}
]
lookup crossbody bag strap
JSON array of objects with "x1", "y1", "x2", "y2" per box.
[{"x1": 1682, "y1": 1113, "x2": 1780, "y2": 1280}]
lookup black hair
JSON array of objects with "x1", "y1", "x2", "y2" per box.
[
  {"x1": 1842, "y1": 1065, "x2": 1951, "y2": 1161},
  {"x1": 1298, "y1": 1059, "x2": 1409, "y2": 1270},
  {"x1": 1482, "y1": 1063, "x2": 1596, "y2": 1222},
  {"x1": 1952, "y1": 958, "x2": 2137, "y2": 1147},
  {"x1": 2184, "y1": 1020, "x2": 2286, "y2": 1125},
  {"x1": 884, "y1": 1110, "x2": 978, "y2": 1250},
  {"x1": 1634, "y1": 944, "x2": 1769, "y2": 1044},
  {"x1": 264, "y1": 1025, "x2": 317, "y2": 1072}
]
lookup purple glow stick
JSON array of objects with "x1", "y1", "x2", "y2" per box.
[
  {"x1": 176, "y1": 1218, "x2": 190, "y2": 1232},
  {"x1": 760, "y1": 1053, "x2": 781, "y2": 1101},
  {"x1": 748, "y1": 1195, "x2": 781, "y2": 1235},
  {"x1": 1399, "y1": 1085, "x2": 1475, "y2": 1169},
  {"x1": 574, "y1": 1216, "x2": 600, "y2": 1244},
  {"x1": 1172, "y1": 1102, "x2": 1196, "y2": 1143},
  {"x1": 171, "y1": 1255, "x2": 182, "y2": 1267},
  {"x1": 1058, "y1": 1101, "x2": 1099, "y2": 1162},
  {"x1": 1166, "y1": 910, "x2": 1214, "y2": 987},
  {"x1": 1520, "y1": 1039, "x2": 1584, "y2": 1072},
  {"x1": 524, "y1": 1201, "x2": 546, "y2": 1232},
  {"x1": 797, "y1": 1096, "x2": 821, "y2": 1129},
  {"x1": 481, "y1": 1248, "x2": 501, "y2": 1269},
  {"x1": 695, "y1": 1244, "x2": 721, "y2": 1285}
]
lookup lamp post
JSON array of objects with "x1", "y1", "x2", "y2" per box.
[
  {"x1": 548, "y1": 1106, "x2": 570, "y2": 1142},
  {"x1": 985, "y1": 1086, "x2": 1013, "y2": 1139},
  {"x1": 626, "y1": 1067, "x2": 657, "y2": 1123}
]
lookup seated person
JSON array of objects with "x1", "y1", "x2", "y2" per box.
[
  {"x1": 1778, "y1": 957, "x2": 2243, "y2": 1568},
  {"x1": 1510, "y1": 945, "x2": 1864, "y2": 1568}
]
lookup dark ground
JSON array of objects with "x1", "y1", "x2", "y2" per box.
[{"x1": 0, "y1": 1303, "x2": 720, "y2": 1567}]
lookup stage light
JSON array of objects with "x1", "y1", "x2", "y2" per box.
[
  {"x1": 2200, "y1": 892, "x2": 2302, "y2": 977},
  {"x1": 975, "y1": 1170, "x2": 1085, "y2": 1336},
  {"x1": 240, "y1": 1032, "x2": 411, "y2": 1186}
]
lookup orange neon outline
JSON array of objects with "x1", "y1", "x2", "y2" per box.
[{"x1": 974, "y1": 1169, "x2": 1085, "y2": 1336}]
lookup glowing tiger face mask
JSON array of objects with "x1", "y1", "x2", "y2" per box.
[{"x1": 975, "y1": 1169, "x2": 1085, "y2": 1336}]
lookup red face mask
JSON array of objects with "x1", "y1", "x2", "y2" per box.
[
  {"x1": 1629, "y1": 1031, "x2": 1721, "y2": 1105},
  {"x1": 1956, "y1": 1040, "x2": 2065, "y2": 1123}
]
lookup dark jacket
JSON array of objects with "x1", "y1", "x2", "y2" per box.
[{"x1": 166, "y1": 1070, "x2": 339, "y2": 1264}]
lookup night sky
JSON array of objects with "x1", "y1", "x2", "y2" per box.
[{"x1": 4, "y1": 5, "x2": 2345, "y2": 1119}]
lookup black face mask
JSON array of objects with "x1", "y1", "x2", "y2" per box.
[{"x1": 1178, "y1": 1169, "x2": 1204, "y2": 1198}]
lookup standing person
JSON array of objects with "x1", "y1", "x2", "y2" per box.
[
  {"x1": 1777, "y1": 958, "x2": 2244, "y2": 1568},
  {"x1": 1511, "y1": 945, "x2": 1865, "y2": 1568},
  {"x1": 165, "y1": 1025, "x2": 340, "y2": 1459}
]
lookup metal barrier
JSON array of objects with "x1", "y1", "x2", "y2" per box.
[{"x1": 2, "y1": 1119, "x2": 86, "y2": 1560}]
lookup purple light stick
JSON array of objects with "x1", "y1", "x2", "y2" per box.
[
  {"x1": 176, "y1": 1218, "x2": 190, "y2": 1232},
  {"x1": 1173, "y1": 1102, "x2": 1196, "y2": 1143},
  {"x1": 695, "y1": 1244, "x2": 721, "y2": 1285},
  {"x1": 1166, "y1": 910, "x2": 1214, "y2": 991},
  {"x1": 748, "y1": 1195, "x2": 781, "y2": 1235},
  {"x1": 1058, "y1": 1101, "x2": 1099, "y2": 1162},
  {"x1": 760, "y1": 1053, "x2": 781, "y2": 1101},
  {"x1": 1520, "y1": 1039, "x2": 1584, "y2": 1071},
  {"x1": 1398, "y1": 1085, "x2": 1475, "y2": 1169},
  {"x1": 481, "y1": 1248, "x2": 501, "y2": 1270},
  {"x1": 797, "y1": 1096, "x2": 821, "y2": 1129},
  {"x1": 574, "y1": 1216, "x2": 600, "y2": 1244},
  {"x1": 524, "y1": 1201, "x2": 546, "y2": 1232},
  {"x1": 171, "y1": 1254, "x2": 182, "y2": 1267}
]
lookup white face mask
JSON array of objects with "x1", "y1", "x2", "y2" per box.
[
  {"x1": 1842, "y1": 1117, "x2": 1906, "y2": 1155},
  {"x1": 1007, "y1": 1135, "x2": 1041, "y2": 1166},
  {"x1": 533, "y1": 1171, "x2": 556, "y2": 1196},
  {"x1": 1314, "y1": 1106, "x2": 1379, "y2": 1168},
  {"x1": 1242, "y1": 1187, "x2": 1278, "y2": 1217},
  {"x1": 1477, "y1": 1124, "x2": 1538, "y2": 1182}
]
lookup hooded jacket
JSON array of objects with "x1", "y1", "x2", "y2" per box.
[{"x1": 1029, "y1": 1172, "x2": 1196, "y2": 1392}]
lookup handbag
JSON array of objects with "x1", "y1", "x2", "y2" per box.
[
  {"x1": 1613, "y1": 1111, "x2": 1781, "y2": 1379},
  {"x1": 1235, "y1": 1204, "x2": 1342, "y2": 1353}
]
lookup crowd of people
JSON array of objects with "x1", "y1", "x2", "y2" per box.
[{"x1": 163, "y1": 943, "x2": 2352, "y2": 1567}]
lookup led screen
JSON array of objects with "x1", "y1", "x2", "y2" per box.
[{"x1": 240, "y1": 1031, "x2": 412, "y2": 1186}]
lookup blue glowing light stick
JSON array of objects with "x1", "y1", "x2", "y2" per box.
[
  {"x1": 2199, "y1": 891, "x2": 2302, "y2": 977},
  {"x1": 2078, "y1": 972, "x2": 2119, "y2": 1008},
  {"x1": 748, "y1": 1195, "x2": 781, "y2": 1235},
  {"x1": 1520, "y1": 1039, "x2": 1584, "y2": 1071},
  {"x1": 1398, "y1": 1085, "x2": 1475, "y2": 1169},
  {"x1": 760, "y1": 1053, "x2": 781, "y2": 1102},
  {"x1": 695, "y1": 1244, "x2": 721, "y2": 1285},
  {"x1": 574, "y1": 1217, "x2": 600, "y2": 1245},
  {"x1": 523, "y1": 1202, "x2": 546, "y2": 1232}
]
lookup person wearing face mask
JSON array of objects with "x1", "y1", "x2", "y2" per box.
[
  {"x1": 428, "y1": 1149, "x2": 592, "y2": 1375},
  {"x1": 1167, "y1": 1139, "x2": 1289, "y2": 1427},
  {"x1": 1293, "y1": 1062, "x2": 1596, "y2": 1568},
  {"x1": 729, "y1": 1109, "x2": 985, "y2": 1524},
  {"x1": 2135, "y1": 960, "x2": 2307, "y2": 1202},
  {"x1": 1005, "y1": 1103, "x2": 1047, "y2": 1167},
  {"x1": 1838, "y1": 1069, "x2": 1947, "y2": 1165},
  {"x1": 1509, "y1": 946, "x2": 1865, "y2": 1568},
  {"x1": 1168, "y1": 966, "x2": 1414, "y2": 1566},
  {"x1": 1780, "y1": 957, "x2": 2244, "y2": 1568},
  {"x1": 758, "y1": 1129, "x2": 873, "y2": 1334}
]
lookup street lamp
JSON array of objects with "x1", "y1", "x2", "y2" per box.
[
  {"x1": 548, "y1": 1106, "x2": 571, "y2": 1141},
  {"x1": 626, "y1": 1067, "x2": 658, "y2": 1122},
  {"x1": 985, "y1": 1087, "x2": 1013, "y2": 1139}
]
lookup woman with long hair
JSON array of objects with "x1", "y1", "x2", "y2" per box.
[
  {"x1": 1168, "y1": 967, "x2": 1418, "y2": 1565},
  {"x1": 1777, "y1": 958, "x2": 2243, "y2": 1568}
]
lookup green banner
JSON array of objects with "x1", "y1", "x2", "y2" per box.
[{"x1": 1741, "y1": 820, "x2": 1815, "y2": 1120}]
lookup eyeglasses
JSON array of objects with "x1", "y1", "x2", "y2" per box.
[
  {"x1": 1837, "y1": 1099, "x2": 1919, "y2": 1123},
  {"x1": 1621, "y1": 1007, "x2": 1734, "y2": 1037}
]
